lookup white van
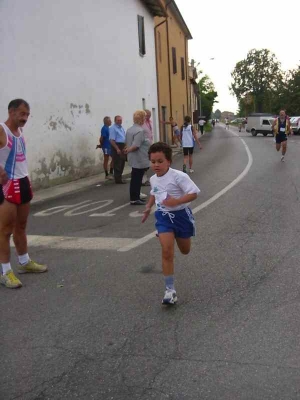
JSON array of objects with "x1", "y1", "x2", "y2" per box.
[{"x1": 246, "y1": 114, "x2": 275, "y2": 136}]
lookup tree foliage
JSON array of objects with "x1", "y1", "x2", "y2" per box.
[
  {"x1": 198, "y1": 75, "x2": 218, "y2": 120},
  {"x1": 231, "y1": 49, "x2": 283, "y2": 113},
  {"x1": 214, "y1": 109, "x2": 222, "y2": 120}
]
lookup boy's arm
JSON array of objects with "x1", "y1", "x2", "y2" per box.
[
  {"x1": 142, "y1": 195, "x2": 155, "y2": 223},
  {"x1": 162, "y1": 193, "x2": 197, "y2": 208}
]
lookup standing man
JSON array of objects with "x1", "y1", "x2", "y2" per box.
[
  {"x1": 141, "y1": 109, "x2": 153, "y2": 187},
  {"x1": 198, "y1": 118, "x2": 206, "y2": 135},
  {"x1": 124, "y1": 110, "x2": 150, "y2": 205},
  {"x1": 272, "y1": 109, "x2": 292, "y2": 162},
  {"x1": 109, "y1": 115, "x2": 126, "y2": 184},
  {"x1": 0, "y1": 99, "x2": 47, "y2": 289},
  {"x1": 98, "y1": 116, "x2": 113, "y2": 180}
]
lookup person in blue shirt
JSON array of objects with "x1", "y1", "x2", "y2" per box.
[
  {"x1": 98, "y1": 116, "x2": 113, "y2": 179},
  {"x1": 109, "y1": 115, "x2": 126, "y2": 184}
]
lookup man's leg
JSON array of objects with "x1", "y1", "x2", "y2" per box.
[
  {"x1": 276, "y1": 142, "x2": 281, "y2": 152},
  {"x1": 111, "y1": 147, "x2": 121, "y2": 183},
  {"x1": 103, "y1": 154, "x2": 109, "y2": 177},
  {"x1": 12, "y1": 202, "x2": 30, "y2": 256},
  {"x1": 118, "y1": 143, "x2": 126, "y2": 178},
  {"x1": 0, "y1": 200, "x2": 17, "y2": 264},
  {"x1": 0, "y1": 200, "x2": 22, "y2": 288},
  {"x1": 109, "y1": 156, "x2": 114, "y2": 175},
  {"x1": 13, "y1": 202, "x2": 48, "y2": 273},
  {"x1": 130, "y1": 168, "x2": 144, "y2": 202},
  {"x1": 282, "y1": 141, "x2": 287, "y2": 155}
]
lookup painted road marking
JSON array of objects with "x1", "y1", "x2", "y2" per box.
[
  {"x1": 12, "y1": 235, "x2": 134, "y2": 251},
  {"x1": 64, "y1": 200, "x2": 113, "y2": 216},
  {"x1": 90, "y1": 202, "x2": 130, "y2": 217},
  {"x1": 118, "y1": 130, "x2": 253, "y2": 252}
]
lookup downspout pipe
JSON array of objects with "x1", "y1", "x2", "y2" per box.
[
  {"x1": 154, "y1": 1, "x2": 172, "y2": 142},
  {"x1": 154, "y1": 18, "x2": 167, "y2": 141}
]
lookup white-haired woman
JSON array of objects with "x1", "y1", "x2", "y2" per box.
[{"x1": 124, "y1": 110, "x2": 151, "y2": 205}]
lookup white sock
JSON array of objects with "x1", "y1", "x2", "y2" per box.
[
  {"x1": 2, "y1": 262, "x2": 12, "y2": 275},
  {"x1": 18, "y1": 253, "x2": 30, "y2": 265}
]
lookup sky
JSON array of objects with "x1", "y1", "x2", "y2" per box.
[{"x1": 175, "y1": 0, "x2": 300, "y2": 114}]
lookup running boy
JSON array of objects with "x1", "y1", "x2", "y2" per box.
[
  {"x1": 181, "y1": 116, "x2": 202, "y2": 173},
  {"x1": 142, "y1": 142, "x2": 200, "y2": 305}
]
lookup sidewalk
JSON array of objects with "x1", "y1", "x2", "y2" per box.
[{"x1": 32, "y1": 146, "x2": 183, "y2": 205}]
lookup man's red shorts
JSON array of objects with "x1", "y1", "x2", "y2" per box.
[{"x1": 0, "y1": 176, "x2": 33, "y2": 205}]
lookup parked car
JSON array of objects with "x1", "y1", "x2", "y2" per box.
[
  {"x1": 246, "y1": 113, "x2": 275, "y2": 136},
  {"x1": 290, "y1": 116, "x2": 300, "y2": 134}
]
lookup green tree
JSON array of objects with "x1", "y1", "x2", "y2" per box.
[
  {"x1": 272, "y1": 66, "x2": 300, "y2": 115},
  {"x1": 230, "y1": 49, "x2": 282, "y2": 113},
  {"x1": 198, "y1": 75, "x2": 218, "y2": 120},
  {"x1": 214, "y1": 109, "x2": 222, "y2": 120}
]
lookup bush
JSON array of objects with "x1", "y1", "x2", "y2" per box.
[{"x1": 204, "y1": 122, "x2": 213, "y2": 132}]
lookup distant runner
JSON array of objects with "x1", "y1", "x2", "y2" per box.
[{"x1": 272, "y1": 110, "x2": 292, "y2": 162}]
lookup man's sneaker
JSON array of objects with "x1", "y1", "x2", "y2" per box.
[
  {"x1": 281, "y1": 155, "x2": 285, "y2": 162},
  {"x1": 140, "y1": 192, "x2": 147, "y2": 199},
  {"x1": 183, "y1": 164, "x2": 187, "y2": 173},
  {"x1": 130, "y1": 199, "x2": 146, "y2": 205},
  {"x1": 189, "y1": 169, "x2": 194, "y2": 173},
  {"x1": 18, "y1": 260, "x2": 48, "y2": 274},
  {"x1": 162, "y1": 288, "x2": 178, "y2": 305},
  {"x1": 0, "y1": 270, "x2": 22, "y2": 288},
  {"x1": 141, "y1": 181, "x2": 151, "y2": 186},
  {"x1": 105, "y1": 175, "x2": 110, "y2": 180}
]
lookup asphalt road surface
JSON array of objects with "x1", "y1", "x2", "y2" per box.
[{"x1": 2, "y1": 125, "x2": 300, "y2": 399}]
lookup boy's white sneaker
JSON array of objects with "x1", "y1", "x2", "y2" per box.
[
  {"x1": 162, "y1": 288, "x2": 178, "y2": 305},
  {"x1": 189, "y1": 169, "x2": 194, "y2": 173},
  {"x1": 281, "y1": 155, "x2": 285, "y2": 162}
]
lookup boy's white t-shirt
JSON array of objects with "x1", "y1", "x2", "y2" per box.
[{"x1": 150, "y1": 167, "x2": 200, "y2": 211}]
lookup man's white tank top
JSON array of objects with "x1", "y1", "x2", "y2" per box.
[
  {"x1": 0, "y1": 123, "x2": 28, "y2": 179},
  {"x1": 181, "y1": 124, "x2": 194, "y2": 148}
]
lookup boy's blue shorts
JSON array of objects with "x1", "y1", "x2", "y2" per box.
[{"x1": 155, "y1": 207, "x2": 195, "y2": 238}]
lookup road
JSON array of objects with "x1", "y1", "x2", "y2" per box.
[{"x1": 2, "y1": 125, "x2": 300, "y2": 399}]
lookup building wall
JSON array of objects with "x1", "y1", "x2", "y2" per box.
[
  {"x1": 0, "y1": 0, "x2": 159, "y2": 189},
  {"x1": 155, "y1": 1, "x2": 190, "y2": 144},
  {"x1": 168, "y1": 13, "x2": 190, "y2": 127}
]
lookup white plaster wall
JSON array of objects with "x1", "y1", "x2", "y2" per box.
[{"x1": 0, "y1": 0, "x2": 159, "y2": 188}]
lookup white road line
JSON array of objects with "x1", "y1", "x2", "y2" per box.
[
  {"x1": 90, "y1": 202, "x2": 130, "y2": 217},
  {"x1": 13, "y1": 235, "x2": 134, "y2": 251},
  {"x1": 118, "y1": 130, "x2": 253, "y2": 252}
]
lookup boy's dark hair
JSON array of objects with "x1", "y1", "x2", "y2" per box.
[
  {"x1": 148, "y1": 142, "x2": 172, "y2": 162},
  {"x1": 8, "y1": 99, "x2": 30, "y2": 111}
]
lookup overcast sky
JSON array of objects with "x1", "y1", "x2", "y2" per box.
[{"x1": 176, "y1": 0, "x2": 300, "y2": 114}]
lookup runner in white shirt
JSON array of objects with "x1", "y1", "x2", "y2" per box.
[
  {"x1": 142, "y1": 142, "x2": 200, "y2": 305},
  {"x1": 181, "y1": 116, "x2": 202, "y2": 174},
  {"x1": 225, "y1": 118, "x2": 230, "y2": 130},
  {"x1": 198, "y1": 118, "x2": 205, "y2": 135}
]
